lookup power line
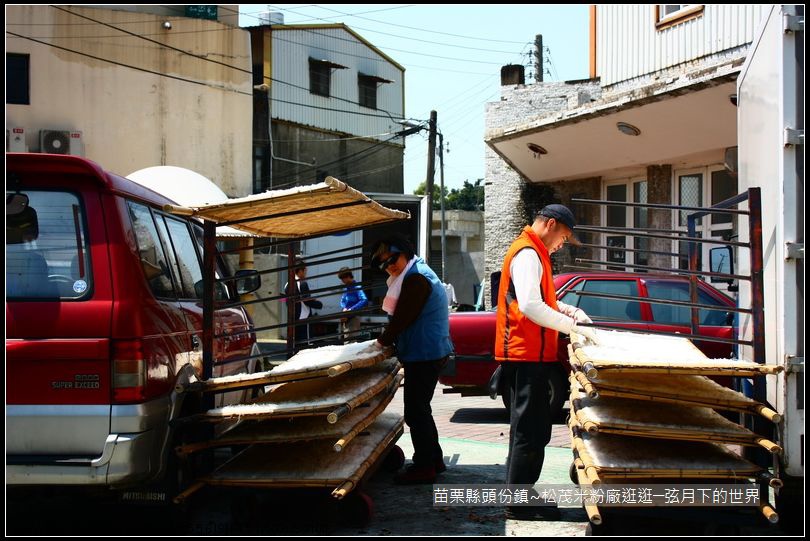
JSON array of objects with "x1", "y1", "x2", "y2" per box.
[
  {"x1": 263, "y1": 4, "x2": 529, "y2": 44},
  {"x1": 44, "y1": 6, "x2": 407, "y2": 123},
  {"x1": 232, "y1": 5, "x2": 521, "y2": 65},
  {"x1": 5, "y1": 30, "x2": 252, "y2": 96}
]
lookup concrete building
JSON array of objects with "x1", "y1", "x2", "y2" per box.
[
  {"x1": 6, "y1": 4, "x2": 253, "y2": 196},
  {"x1": 484, "y1": 5, "x2": 769, "y2": 304},
  {"x1": 247, "y1": 18, "x2": 406, "y2": 194}
]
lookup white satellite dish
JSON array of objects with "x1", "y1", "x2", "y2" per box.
[{"x1": 127, "y1": 166, "x2": 253, "y2": 237}]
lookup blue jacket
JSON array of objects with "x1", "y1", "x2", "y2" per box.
[
  {"x1": 340, "y1": 282, "x2": 368, "y2": 312},
  {"x1": 395, "y1": 258, "x2": 453, "y2": 362}
]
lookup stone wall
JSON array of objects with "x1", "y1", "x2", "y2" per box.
[{"x1": 483, "y1": 80, "x2": 602, "y2": 306}]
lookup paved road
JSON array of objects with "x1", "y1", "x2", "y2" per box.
[{"x1": 5, "y1": 382, "x2": 789, "y2": 536}]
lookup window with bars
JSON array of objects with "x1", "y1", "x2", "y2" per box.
[
  {"x1": 633, "y1": 180, "x2": 649, "y2": 268},
  {"x1": 678, "y1": 173, "x2": 703, "y2": 226}
]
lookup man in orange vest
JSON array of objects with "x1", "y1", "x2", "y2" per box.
[{"x1": 494, "y1": 204, "x2": 600, "y2": 521}]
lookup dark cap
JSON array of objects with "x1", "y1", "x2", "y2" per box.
[{"x1": 536, "y1": 204, "x2": 576, "y2": 231}]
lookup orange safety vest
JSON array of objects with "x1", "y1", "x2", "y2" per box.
[{"x1": 494, "y1": 226, "x2": 560, "y2": 363}]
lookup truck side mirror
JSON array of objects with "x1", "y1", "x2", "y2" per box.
[
  {"x1": 709, "y1": 246, "x2": 734, "y2": 283},
  {"x1": 234, "y1": 269, "x2": 261, "y2": 295}
]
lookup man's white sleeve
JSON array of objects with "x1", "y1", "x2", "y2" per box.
[{"x1": 509, "y1": 249, "x2": 575, "y2": 334}]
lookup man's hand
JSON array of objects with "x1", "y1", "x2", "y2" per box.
[
  {"x1": 571, "y1": 325, "x2": 600, "y2": 346},
  {"x1": 573, "y1": 309, "x2": 593, "y2": 324}
]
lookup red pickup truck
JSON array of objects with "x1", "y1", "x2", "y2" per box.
[{"x1": 440, "y1": 272, "x2": 736, "y2": 419}]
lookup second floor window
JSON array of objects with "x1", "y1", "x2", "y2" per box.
[
  {"x1": 309, "y1": 58, "x2": 347, "y2": 98},
  {"x1": 358, "y1": 74, "x2": 378, "y2": 109},
  {"x1": 656, "y1": 5, "x2": 704, "y2": 28},
  {"x1": 309, "y1": 59, "x2": 331, "y2": 97}
]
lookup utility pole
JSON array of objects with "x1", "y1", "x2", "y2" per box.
[
  {"x1": 424, "y1": 110, "x2": 437, "y2": 262},
  {"x1": 535, "y1": 34, "x2": 544, "y2": 82},
  {"x1": 438, "y1": 132, "x2": 446, "y2": 283}
]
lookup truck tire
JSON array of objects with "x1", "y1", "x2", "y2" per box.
[{"x1": 499, "y1": 365, "x2": 568, "y2": 423}]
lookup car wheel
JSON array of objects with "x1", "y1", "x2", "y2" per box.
[{"x1": 499, "y1": 365, "x2": 567, "y2": 422}]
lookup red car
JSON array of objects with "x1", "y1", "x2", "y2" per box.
[{"x1": 440, "y1": 272, "x2": 736, "y2": 419}]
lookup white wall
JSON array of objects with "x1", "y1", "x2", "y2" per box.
[{"x1": 6, "y1": 5, "x2": 253, "y2": 196}]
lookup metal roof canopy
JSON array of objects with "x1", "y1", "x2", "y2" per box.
[{"x1": 164, "y1": 177, "x2": 408, "y2": 238}]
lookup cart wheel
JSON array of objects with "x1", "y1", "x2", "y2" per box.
[
  {"x1": 569, "y1": 462, "x2": 579, "y2": 485},
  {"x1": 339, "y1": 491, "x2": 374, "y2": 526},
  {"x1": 381, "y1": 445, "x2": 405, "y2": 472}
]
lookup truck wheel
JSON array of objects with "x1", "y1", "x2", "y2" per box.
[{"x1": 499, "y1": 366, "x2": 567, "y2": 423}]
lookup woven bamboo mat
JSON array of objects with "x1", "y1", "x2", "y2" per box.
[
  {"x1": 569, "y1": 329, "x2": 781, "y2": 377},
  {"x1": 180, "y1": 340, "x2": 393, "y2": 394},
  {"x1": 175, "y1": 372, "x2": 402, "y2": 457},
  {"x1": 199, "y1": 413, "x2": 404, "y2": 498},
  {"x1": 184, "y1": 358, "x2": 401, "y2": 424},
  {"x1": 570, "y1": 427, "x2": 763, "y2": 478},
  {"x1": 569, "y1": 387, "x2": 781, "y2": 454},
  {"x1": 569, "y1": 371, "x2": 781, "y2": 423}
]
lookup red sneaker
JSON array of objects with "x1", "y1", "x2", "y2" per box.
[{"x1": 394, "y1": 464, "x2": 437, "y2": 485}]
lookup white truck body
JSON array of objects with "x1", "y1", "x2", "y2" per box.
[
  {"x1": 737, "y1": 4, "x2": 804, "y2": 478},
  {"x1": 301, "y1": 193, "x2": 426, "y2": 320}
]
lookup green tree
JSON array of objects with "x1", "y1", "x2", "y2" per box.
[
  {"x1": 413, "y1": 181, "x2": 447, "y2": 210},
  {"x1": 446, "y1": 179, "x2": 485, "y2": 211},
  {"x1": 414, "y1": 179, "x2": 484, "y2": 211}
]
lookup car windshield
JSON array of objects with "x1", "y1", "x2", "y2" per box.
[{"x1": 6, "y1": 190, "x2": 91, "y2": 300}]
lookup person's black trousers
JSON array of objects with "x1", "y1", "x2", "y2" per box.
[
  {"x1": 403, "y1": 357, "x2": 447, "y2": 467},
  {"x1": 501, "y1": 361, "x2": 553, "y2": 486}
]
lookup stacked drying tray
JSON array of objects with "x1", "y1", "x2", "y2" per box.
[
  {"x1": 173, "y1": 340, "x2": 405, "y2": 507},
  {"x1": 566, "y1": 328, "x2": 783, "y2": 527}
]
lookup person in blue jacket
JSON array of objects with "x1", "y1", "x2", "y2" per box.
[
  {"x1": 370, "y1": 234, "x2": 453, "y2": 484},
  {"x1": 337, "y1": 267, "x2": 368, "y2": 343}
]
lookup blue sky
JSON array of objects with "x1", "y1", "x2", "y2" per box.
[{"x1": 239, "y1": 4, "x2": 590, "y2": 194}]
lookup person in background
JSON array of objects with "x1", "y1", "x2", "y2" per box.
[
  {"x1": 369, "y1": 234, "x2": 453, "y2": 484},
  {"x1": 284, "y1": 260, "x2": 322, "y2": 352},
  {"x1": 494, "y1": 204, "x2": 599, "y2": 521},
  {"x1": 337, "y1": 267, "x2": 368, "y2": 343}
]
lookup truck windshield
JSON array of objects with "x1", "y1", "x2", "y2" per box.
[{"x1": 6, "y1": 190, "x2": 91, "y2": 300}]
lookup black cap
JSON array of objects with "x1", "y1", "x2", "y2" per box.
[{"x1": 536, "y1": 204, "x2": 576, "y2": 231}]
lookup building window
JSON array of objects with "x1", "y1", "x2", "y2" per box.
[
  {"x1": 655, "y1": 5, "x2": 704, "y2": 29},
  {"x1": 7, "y1": 53, "x2": 30, "y2": 105},
  {"x1": 678, "y1": 173, "x2": 703, "y2": 226},
  {"x1": 633, "y1": 180, "x2": 649, "y2": 268},
  {"x1": 358, "y1": 74, "x2": 392, "y2": 110},
  {"x1": 358, "y1": 75, "x2": 378, "y2": 109},
  {"x1": 606, "y1": 183, "x2": 628, "y2": 270},
  {"x1": 309, "y1": 59, "x2": 331, "y2": 97},
  {"x1": 309, "y1": 58, "x2": 348, "y2": 98}
]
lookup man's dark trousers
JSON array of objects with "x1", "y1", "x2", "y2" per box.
[{"x1": 501, "y1": 361, "x2": 553, "y2": 485}]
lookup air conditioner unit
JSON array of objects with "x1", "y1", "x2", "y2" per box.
[
  {"x1": 7, "y1": 127, "x2": 28, "y2": 152},
  {"x1": 40, "y1": 129, "x2": 84, "y2": 156}
]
